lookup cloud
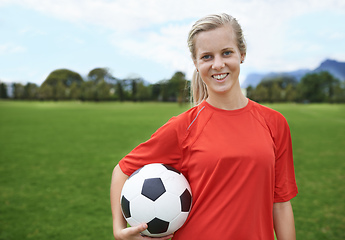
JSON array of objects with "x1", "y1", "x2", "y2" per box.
[
  {"x1": 18, "y1": 27, "x2": 46, "y2": 37},
  {"x1": 111, "y1": 22, "x2": 194, "y2": 77},
  {"x1": 7, "y1": 0, "x2": 345, "y2": 34},
  {"x1": 2, "y1": 0, "x2": 345, "y2": 81},
  {"x1": 8, "y1": 0, "x2": 197, "y2": 31},
  {"x1": 0, "y1": 43, "x2": 26, "y2": 55}
]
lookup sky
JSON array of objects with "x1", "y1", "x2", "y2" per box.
[{"x1": 1, "y1": 0, "x2": 345, "y2": 86}]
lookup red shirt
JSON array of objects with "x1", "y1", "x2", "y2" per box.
[{"x1": 119, "y1": 99, "x2": 298, "y2": 240}]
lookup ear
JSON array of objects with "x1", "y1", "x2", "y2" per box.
[{"x1": 240, "y1": 53, "x2": 246, "y2": 63}]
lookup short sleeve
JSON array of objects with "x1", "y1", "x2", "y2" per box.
[
  {"x1": 273, "y1": 115, "x2": 298, "y2": 202},
  {"x1": 119, "y1": 117, "x2": 183, "y2": 176}
]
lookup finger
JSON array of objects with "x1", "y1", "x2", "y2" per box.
[
  {"x1": 143, "y1": 233, "x2": 174, "y2": 240},
  {"x1": 160, "y1": 234, "x2": 174, "y2": 240},
  {"x1": 125, "y1": 223, "x2": 148, "y2": 236}
]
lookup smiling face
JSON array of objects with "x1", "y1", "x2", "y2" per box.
[{"x1": 193, "y1": 25, "x2": 245, "y2": 100}]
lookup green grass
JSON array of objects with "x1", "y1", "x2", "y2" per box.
[
  {"x1": 0, "y1": 101, "x2": 189, "y2": 240},
  {"x1": 0, "y1": 101, "x2": 344, "y2": 239},
  {"x1": 277, "y1": 104, "x2": 345, "y2": 239},
  {"x1": 265, "y1": 103, "x2": 345, "y2": 240}
]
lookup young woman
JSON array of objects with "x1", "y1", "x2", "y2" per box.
[{"x1": 111, "y1": 13, "x2": 298, "y2": 240}]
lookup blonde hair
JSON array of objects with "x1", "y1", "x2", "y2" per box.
[{"x1": 187, "y1": 13, "x2": 247, "y2": 105}]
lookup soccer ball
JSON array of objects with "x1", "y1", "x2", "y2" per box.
[{"x1": 120, "y1": 163, "x2": 192, "y2": 237}]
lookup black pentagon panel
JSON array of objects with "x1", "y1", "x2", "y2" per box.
[
  {"x1": 142, "y1": 178, "x2": 166, "y2": 201},
  {"x1": 162, "y1": 164, "x2": 181, "y2": 175},
  {"x1": 180, "y1": 189, "x2": 192, "y2": 212},
  {"x1": 147, "y1": 218, "x2": 170, "y2": 234},
  {"x1": 121, "y1": 196, "x2": 131, "y2": 218},
  {"x1": 128, "y1": 167, "x2": 143, "y2": 179}
]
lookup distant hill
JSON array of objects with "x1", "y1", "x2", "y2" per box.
[
  {"x1": 241, "y1": 59, "x2": 345, "y2": 88},
  {"x1": 313, "y1": 59, "x2": 345, "y2": 81}
]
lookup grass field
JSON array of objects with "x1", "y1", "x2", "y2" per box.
[{"x1": 0, "y1": 101, "x2": 344, "y2": 240}]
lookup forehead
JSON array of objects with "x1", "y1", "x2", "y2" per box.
[{"x1": 194, "y1": 25, "x2": 237, "y2": 53}]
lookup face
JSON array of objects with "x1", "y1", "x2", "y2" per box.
[{"x1": 193, "y1": 25, "x2": 244, "y2": 98}]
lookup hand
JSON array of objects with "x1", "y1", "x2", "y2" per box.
[{"x1": 115, "y1": 223, "x2": 174, "y2": 240}]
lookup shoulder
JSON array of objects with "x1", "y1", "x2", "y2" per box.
[
  {"x1": 249, "y1": 100, "x2": 290, "y2": 139},
  {"x1": 153, "y1": 104, "x2": 207, "y2": 138},
  {"x1": 164, "y1": 103, "x2": 208, "y2": 130},
  {"x1": 250, "y1": 100, "x2": 288, "y2": 125}
]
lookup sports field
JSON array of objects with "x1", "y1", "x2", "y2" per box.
[{"x1": 0, "y1": 101, "x2": 344, "y2": 240}]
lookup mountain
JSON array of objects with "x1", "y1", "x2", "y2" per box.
[
  {"x1": 241, "y1": 59, "x2": 345, "y2": 88},
  {"x1": 313, "y1": 59, "x2": 345, "y2": 81}
]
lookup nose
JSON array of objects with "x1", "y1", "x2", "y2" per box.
[{"x1": 212, "y1": 55, "x2": 225, "y2": 70}]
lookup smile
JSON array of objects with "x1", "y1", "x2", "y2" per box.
[{"x1": 212, "y1": 73, "x2": 229, "y2": 81}]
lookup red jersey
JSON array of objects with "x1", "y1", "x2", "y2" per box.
[{"x1": 119, "y1": 99, "x2": 298, "y2": 240}]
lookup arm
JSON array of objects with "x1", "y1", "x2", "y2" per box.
[
  {"x1": 110, "y1": 164, "x2": 173, "y2": 240},
  {"x1": 110, "y1": 164, "x2": 131, "y2": 239},
  {"x1": 273, "y1": 201, "x2": 296, "y2": 240}
]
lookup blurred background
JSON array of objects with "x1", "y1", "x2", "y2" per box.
[
  {"x1": 0, "y1": 0, "x2": 345, "y2": 103},
  {"x1": 0, "y1": 1, "x2": 344, "y2": 240}
]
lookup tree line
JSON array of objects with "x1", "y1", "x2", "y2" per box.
[
  {"x1": 1, "y1": 68, "x2": 344, "y2": 103},
  {"x1": 247, "y1": 71, "x2": 345, "y2": 103},
  {"x1": 0, "y1": 68, "x2": 190, "y2": 104}
]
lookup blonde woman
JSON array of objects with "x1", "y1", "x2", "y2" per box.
[{"x1": 111, "y1": 13, "x2": 298, "y2": 240}]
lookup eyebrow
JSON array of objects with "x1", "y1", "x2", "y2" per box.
[
  {"x1": 199, "y1": 51, "x2": 212, "y2": 56},
  {"x1": 199, "y1": 47, "x2": 235, "y2": 56},
  {"x1": 222, "y1": 47, "x2": 235, "y2": 51}
]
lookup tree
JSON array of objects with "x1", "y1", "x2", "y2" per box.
[
  {"x1": 12, "y1": 83, "x2": 25, "y2": 99},
  {"x1": 319, "y1": 71, "x2": 340, "y2": 102},
  {"x1": 151, "y1": 83, "x2": 162, "y2": 101},
  {"x1": 116, "y1": 81, "x2": 125, "y2": 101},
  {"x1": 55, "y1": 81, "x2": 66, "y2": 100},
  {"x1": 96, "y1": 80, "x2": 111, "y2": 101},
  {"x1": 0, "y1": 82, "x2": 8, "y2": 99},
  {"x1": 333, "y1": 81, "x2": 345, "y2": 103},
  {"x1": 42, "y1": 69, "x2": 83, "y2": 88},
  {"x1": 169, "y1": 72, "x2": 189, "y2": 105},
  {"x1": 285, "y1": 83, "x2": 297, "y2": 102},
  {"x1": 155, "y1": 72, "x2": 189, "y2": 103},
  {"x1": 24, "y1": 83, "x2": 39, "y2": 100},
  {"x1": 86, "y1": 68, "x2": 117, "y2": 101},
  {"x1": 41, "y1": 69, "x2": 84, "y2": 100},
  {"x1": 81, "y1": 81, "x2": 95, "y2": 101},
  {"x1": 246, "y1": 86, "x2": 254, "y2": 100},
  {"x1": 297, "y1": 71, "x2": 339, "y2": 103},
  {"x1": 271, "y1": 82, "x2": 283, "y2": 102},
  {"x1": 69, "y1": 82, "x2": 81, "y2": 100},
  {"x1": 256, "y1": 76, "x2": 297, "y2": 103},
  {"x1": 88, "y1": 68, "x2": 115, "y2": 84},
  {"x1": 136, "y1": 80, "x2": 151, "y2": 101},
  {"x1": 260, "y1": 75, "x2": 297, "y2": 89},
  {"x1": 131, "y1": 79, "x2": 138, "y2": 102},
  {"x1": 38, "y1": 84, "x2": 53, "y2": 100},
  {"x1": 252, "y1": 84, "x2": 269, "y2": 102}
]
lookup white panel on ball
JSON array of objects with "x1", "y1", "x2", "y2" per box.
[{"x1": 154, "y1": 192, "x2": 181, "y2": 221}]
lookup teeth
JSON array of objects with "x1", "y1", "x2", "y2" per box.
[{"x1": 213, "y1": 73, "x2": 228, "y2": 80}]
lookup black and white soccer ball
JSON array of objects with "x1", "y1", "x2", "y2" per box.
[{"x1": 120, "y1": 163, "x2": 192, "y2": 237}]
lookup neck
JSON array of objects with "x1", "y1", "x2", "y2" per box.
[{"x1": 206, "y1": 88, "x2": 248, "y2": 110}]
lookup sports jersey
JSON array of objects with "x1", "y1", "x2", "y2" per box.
[{"x1": 119, "y1": 99, "x2": 298, "y2": 240}]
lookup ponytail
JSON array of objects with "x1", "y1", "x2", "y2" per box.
[{"x1": 191, "y1": 70, "x2": 208, "y2": 106}]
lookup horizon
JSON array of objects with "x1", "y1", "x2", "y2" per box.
[
  {"x1": 1, "y1": 58, "x2": 343, "y2": 88},
  {"x1": 1, "y1": 0, "x2": 345, "y2": 86}
]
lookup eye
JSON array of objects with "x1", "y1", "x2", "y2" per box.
[
  {"x1": 201, "y1": 55, "x2": 212, "y2": 60},
  {"x1": 223, "y1": 51, "x2": 233, "y2": 56}
]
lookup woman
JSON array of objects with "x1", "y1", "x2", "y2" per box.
[{"x1": 111, "y1": 13, "x2": 298, "y2": 240}]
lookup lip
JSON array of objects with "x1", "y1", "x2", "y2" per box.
[{"x1": 212, "y1": 73, "x2": 229, "y2": 82}]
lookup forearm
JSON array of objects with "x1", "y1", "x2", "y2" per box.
[
  {"x1": 273, "y1": 201, "x2": 296, "y2": 240},
  {"x1": 110, "y1": 164, "x2": 129, "y2": 238}
]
